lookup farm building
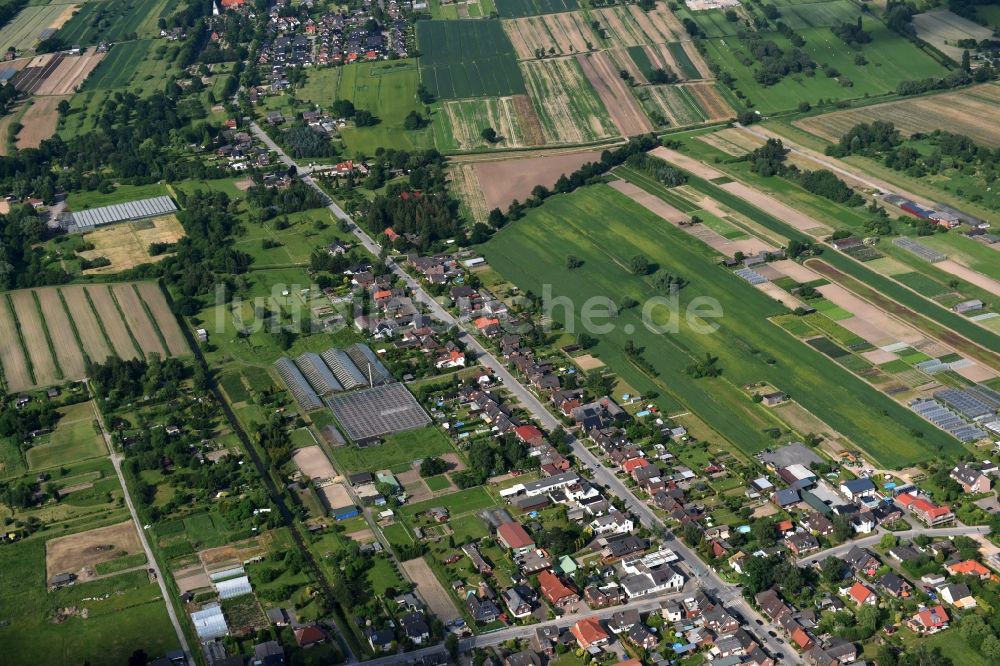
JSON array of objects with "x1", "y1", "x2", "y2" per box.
[
  {"x1": 69, "y1": 196, "x2": 178, "y2": 230},
  {"x1": 192, "y1": 603, "x2": 229, "y2": 639},
  {"x1": 318, "y1": 482, "x2": 357, "y2": 520}
]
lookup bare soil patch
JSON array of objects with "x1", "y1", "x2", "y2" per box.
[
  {"x1": 954, "y1": 361, "x2": 996, "y2": 382},
  {"x1": 862, "y1": 348, "x2": 899, "y2": 365},
  {"x1": 912, "y1": 9, "x2": 993, "y2": 61},
  {"x1": 174, "y1": 567, "x2": 212, "y2": 595},
  {"x1": 86, "y1": 285, "x2": 139, "y2": 359},
  {"x1": 650, "y1": 146, "x2": 725, "y2": 179},
  {"x1": 16, "y1": 96, "x2": 68, "y2": 148},
  {"x1": 10, "y1": 289, "x2": 59, "y2": 386},
  {"x1": 449, "y1": 163, "x2": 489, "y2": 225},
  {"x1": 46, "y1": 521, "x2": 142, "y2": 579},
  {"x1": 438, "y1": 452, "x2": 467, "y2": 473},
  {"x1": 719, "y1": 181, "x2": 831, "y2": 236},
  {"x1": 935, "y1": 259, "x2": 1000, "y2": 294},
  {"x1": 234, "y1": 178, "x2": 254, "y2": 191},
  {"x1": 609, "y1": 179, "x2": 688, "y2": 223},
  {"x1": 574, "y1": 354, "x2": 605, "y2": 371},
  {"x1": 35, "y1": 52, "x2": 103, "y2": 95},
  {"x1": 757, "y1": 282, "x2": 807, "y2": 310},
  {"x1": 60, "y1": 285, "x2": 113, "y2": 363},
  {"x1": 576, "y1": 52, "x2": 652, "y2": 137},
  {"x1": 36, "y1": 287, "x2": 85, "y2": 379},
  {"x1": 346, "y1": 529, "x2": 375, "y2": 543},
  {"x1": 110, "y1": 283, "x2": 166, "y2": 357},
  {"x1": 511, "y1": 94, "x2": 545, "y2": 146},
  {"x1": 400, "y1": 557, "x2": 462, "y2": 623},
  {"x1": 816, "y1": 282, "x2": 925, "y2": 347},
  {"x1": 770, "y1": 259, "x2": 823, "y2": 284},
  {"x1": 474, "y1": 149, "x2": 604, "y2": 211},
  {"x1": 292, "y1": 445, "x2": 337, "y2": 482},
  {"x1": 198, "y1": 534, "x2": 271, "y2": 569},
  {"x1": 398, "y1": 468, "x2": 432, "y2": 504}
]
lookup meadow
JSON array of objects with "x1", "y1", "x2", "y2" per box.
[
  {"x1": 0, "y1": 3, "x2": 68, "y2": 53},
  {"x1": 25, "y1": 400, "x2": 105, "y2": 470},
  {"x1": 299, "y1": 60, "x2": 435, "y2": 155},
  {"x1": 482, "y1": 183, "x2": 967, "y2": 467},
  {"x1": 417, "y1": 20, "x2": 526, "y2": 99},
  {"x1": 82, "y1": 39, "x2": 152, "y2": 90},
  {"x1": 700, "y1": 19, "x2": 948, "y2": 113},
  {"x1": 57, "y1": 0, "x2": 169, "y2": 44}
]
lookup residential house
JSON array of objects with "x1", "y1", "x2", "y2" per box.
[
  {"x1": 790, "y1": 626, "x2": 815, "y2": 651},
  {"x1": 590, "y1": 511, "x2": 633, "y2": 536},
  {"x1": 467, "y1": 594, "x2": 501, "y2": 624},
  {"x1": 801, "y1": 512, "x2": 834, "y2": 536},
  {"x1": 897, "y1": 493, "x2": 954, "y2": 526},
  {"x1": 497, "y1": 522, "x2": 536, "y2": 556},
  {"x1": 367, "y1": 627, "x2": 395, "y2": 652},
  {"x1": 294, "y1": 625, "x2": 326, "y2": 648},
  {"x1": 607, "y1": 608, "x2": 640, "y2": 634},
  {"x1": 755, "y1": 589, "x2": 791, "y2": 622},
  {"x1": 786, "y1": 532, "x2": 820, "y2": 556},
  {"x1": 840, "y1": 478, "x2": 877, "y2": 502},
  {"x1": 401, "y1": 612, "x2": 431, "y2": 644},
  {"x1": 621, "y1": 564, "x2": 684, "y2": 598},
  {"x1": 538, "y1": 570, "x2": 578, "y2": 607},
  {"x1": 571, "y1": 617, "x2": 610, "y2": 650},
  {"x1": 844, "y1": 546, "x2": 880, "y2": 578},
  {"x1": 845, "y1": 582, "x2": 877, "y2": 606},
  {"x1": 945, "y1": 559, "x2": 991, "y2": 580},
  {"x1": 908, "y1": 605, "x2": 949, "y2": 634},
  {"x1": 584, "y1": 583, "x2": 624, "y2": 609},
  {"x1": 503, "y1": 586, "x2": 534, "y2": 618},
  {"x1": 939, "y1": 583, "x2": 976, "y2": 609},
  {"x1": 627, "y1": 623, "x2": 659, "y2": 650},
  {"x1": 951, "y1": 464, "x2": 991, "y2": 494},
  {"x1": 462, "y1": 543, "x2": 493, "y2": 574},
  {"x1": 504, "y1": 652, "x2": 542, "y2": 666},
  {"x1": 879, "y1": 572, "x2": 911, "y2": 598}
]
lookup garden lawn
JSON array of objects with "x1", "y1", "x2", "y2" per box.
[
  {"x1": 26, "y1": 401, "x2": 105, "y2": 470},
  {"x1": 330, "y1": 426, "x2": 454, "y2": 472},
  {"x1": 482, "y1": 184, "x2": 966, "y2": 467},
  {"x1": 401, "y1": 486, "x2": 495, "y2": 520}
]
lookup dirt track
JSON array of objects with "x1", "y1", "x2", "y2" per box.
[{"x1": 401, "y1": 557, "x2": 461, "y2": 623}]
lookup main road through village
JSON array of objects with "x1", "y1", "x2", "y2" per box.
[{"x1": 250, "y1": 122, "x2": 800, "y2": 662}]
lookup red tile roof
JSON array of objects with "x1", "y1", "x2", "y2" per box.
[
  {"x1": 946, "y1": 559, "x2": 990, "y2": 578},
  {"x1": 294, "y1": 625, "x2": 326, "y2": 647},
  {"x1": 897, "y1": 493, "x2": 952, "y2": 520},
  {"x1": 915, "y1": 605, "x2": 949, "y2": 629},
  {"x1": 497, "y1": 522, "x2": 534, "y2": 550},
  {"x1": 622, "y1": 457, "x2": 649, "y2": 473},
  {"x1": 538, "y1": 570, "x2": 576, "y2": 604},
  {"x1": 515, "y1": 425, "x2": 544, "y2": 444},
  {"x1": 849, "y1": 582, "x2": 875, "y2": 605},
  {"x1": 571, "y1": 617, "x2": 608, "y2": 648},
  {"x1": 791, "y1": 626, "x2": 813, "y2": 649}
]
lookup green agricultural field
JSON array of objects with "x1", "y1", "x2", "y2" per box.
[
  {"x1": 25, "y1": 401, "x2": 105, "y2": 470},
  {"x1": 482, "y1": 183, "x2": 967, "y2": 467},
  {"x1": 667, "y1": 42, "x2": 700, "y2": 79},
  {"x1": 0, "y1": 539, "x2": 178, "y2": 666},
  {"x1": 494, "y1": 0, "x2": 577, "y2": 18},
  {"x1": 301, "y1": 60, "x2": 435, "y2": 155},
  {"x1": 417, "y1": 20, "x2": 525, "y2": 99},
  {"x1": 0, "y1": 4, "x2": 67, "y2": 52},
  {"x1": 82, "y1": 39, "x2": 152, "y2": 90},
  {"x1": 700, "y1": 20, "x2": 948, "y2": 113},
  {"x1": 768, "y1": 0, "x2": 865, "y2": 30},
  {"x1": 57, "y1": 0, "x2": 170, "y2": 44},
  {"x1": 919, "y1": 233, "x2": 1000, "y2": 283},
  {"x1": 330, "y1": 426, "x2": 455, "y2": 472}
]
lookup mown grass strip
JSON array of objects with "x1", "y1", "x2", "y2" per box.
[
  {"x1": 32, "y1": 291, "x2": 63, "y2": 380},
  {"x1": 132, "y1": 283, "x2": 170, "y2": 354},
  {"x1": 5, "y1": 293, "x2": 35, "y2": 385},
  {"x1": 83, "y1": 287, "x2": 116, "y2": 356}
]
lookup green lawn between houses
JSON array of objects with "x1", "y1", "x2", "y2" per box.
[{"x1": 481, "y1": 183, "x2": 966, "y2": 467}]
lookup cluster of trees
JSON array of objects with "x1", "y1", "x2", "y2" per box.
[
  {"x1": 87, "y1": 354, "x2": 188, "y2": 409},
  {"x1": 246, "y1": 178, "x2": 325, "y2": 220},
  {"x1": 958, "y1": 611, "x2": 1000, "y2": 660},
  {"x1": 363, "y1": 189, "x2": 462, "y2": 250},
  {"x1": 278, "y1": 125, "x2": 338, "y2": 159},
  {"x1": 898, "y1": 65, "x2": 995, "y2": 97},
  {"x1": 742, "y1": 38, "x2": 815, "y2": 86},
  {"x1": 453, "y1": 436, "x2": 533, "y2": 488},
  {"x1": 745, "y1": 138, "x2": 861, "y2": 204},
  {"x1": 419, "y1": 456, "x2": 448, "y2": 477},
  {"x1": 0, "y1": 398, "x2": 58, "y2": 442},
  {"x1": 0, "y1": 203, "x2": 72, "y2": 289},
  {"x1": 831, "y1": 17, "x2": 871, "y2": 45},
  {"x1": 648, "y1": 67, "x2": 679, "y2": 84},
  {"x1": 329, "y1": 98, "x2": 378, "y2": 127},
  {"x1": 624, "y1": 153, "x2": 687, "y2": 187},
  {"x1": 685, "y1": 353, "x2": 721, "y2": 378}
]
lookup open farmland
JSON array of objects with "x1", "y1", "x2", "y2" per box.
[
  {"x1": 701, "y1": 19, "x2": 949, "y2": 113},
  {"x1": 482, "y1": 183, "x2": 967, "y2": 467},
  {"x1": 591, "y1": 4, "x2": 685, "y2": 46},
  {"x1": 0, "y1": 283, "x2": 186, "y2": 391},
  {"x1": 576, "y1": 52, "x2": 652, "y2": 136},
  {"x1": 470, "y1": 148, "x2": 604, "y2": 210},
  {"x1": 793, "y1": 84, "x2": 1000, "y2": 147},
  {"x1": 437, "y1": 97, "x2": 531, "y2": 151},
  {"x1": 627, "y1": 42, "x2": 704, "y2": 80},
  {"x1": 0, "y1": 4, "x2": 70, "y2": 53},
  {"x1": 765, "y1": 0, "x2": 866, "y2": 30},
  {"x1": 912, "y1": 8, "x2": 993, "y2": 61},
  {"x1": 56, "y1": 0, "x2": 166, "y2": 45},
  {"x1": 494, "y1": 0, "x2": 578, "y2": 18},
  {"x1": 417, "y1": 20, "x2": 525, "y2": 99},
  {"x1": 33, "y1": 51, "x2": 104, "y2": 94},
  {"x1": 636, "y1": 82, "x2": 732, "y2": 127},
  {"x1": 81, "y1": 39, "x2": 150, "y2": 90},
  {"x1": 520, "y1": 57, "x2": 618, "y2": 143},
  {"x1": 15, "y1": 95, "x2": 68, "y2": 148},
  {"x1": 502, "y1": 11, "x2": 598, "y2": 59}
]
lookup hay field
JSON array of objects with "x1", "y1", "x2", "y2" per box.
[
  {"x1": 15, "y1": 95, "x2": 68, "y2": 148},
  {"x1": 78, "y1": 215, "x2": 184, "y2": 274},
  {"x1": 0, "y1": 4, "x2": 70, "y2": 54},
  {"x1": 34, "y1": 51, "x2": 104, "y2": 95},
  {"x1": 520, "y1": 57, "x2": 619, "y2": 143},
  {"x1": 912, "y1": 8, "x2": 992, "y2": 61},
  {"x1": 503, "y1": 11, "x2": 599, "y2": 59},
  {"x1": 449, "y1": 163, "x2": 490, "y2": 224},
  {"x1": 636, "y1": 82, "x2": 732, "y2": 127},
  {"x1": 576, "y1": 51, "x2": 652, "y2": 136},
  {"x1": 0, "y1": 282, "x2": 187, "y2": 391},
  {"x1": 591, "y1": 4, "x2": 684, "y2": 46},
  {"x1": 794, "y1": 84, "x2": 1000, "y2": 147},
  {"x1": 440, "y1": 97, "x2": 528, "y2": 151}
]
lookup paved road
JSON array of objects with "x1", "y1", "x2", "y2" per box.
[
  {"x1": 796, "y1": 525, "x2": 991, "y2": 565},
  {"x1": 251, "y1": 123, "x2": 798, "y2": 663},
  {"x1": 87, "y1": 385, "x2": 192, "y2": 662}
]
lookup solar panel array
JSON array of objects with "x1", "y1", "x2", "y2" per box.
[
  {"x1": 295, "y1": 352, "x2": 343, "y2": 395},
  {"x1": 273, "y1": 357, "x2": 322, "y2": 411},
  {"x1": 346, "y1": 343, "x2": 393, "y2": 385},
  {"x1": 71, "y1": 196, "x2": 178, "y2": 229},
  {"x1": 192, "y1": 603, "x2": 229, "y2": 639},
  {"x1": 321, "y1": 348, "x2": 368, "y2": 389},
  {"x1": 934, "y1": 388, "x2": 997, "y2": 421},
  {"x1": 216, "y1": 575, "x2": 253, "y2": 600},
  {"x1": 892, "y1": 237, "x2": 946, "y2": 263},
  {"x1": 734, "y1": 268, "x2": 768, "y2": 285},
  {"x1": 326, "y1": 383, "x2": 431, "y2": 442},
  {"x1": 911, "y1": 399, "x2": 987, "y2": 442}
]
